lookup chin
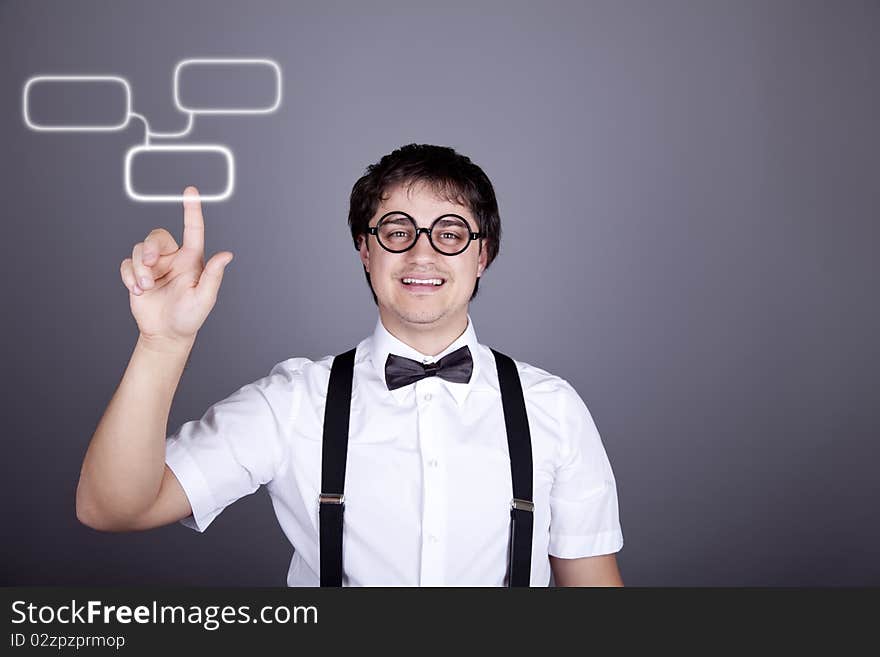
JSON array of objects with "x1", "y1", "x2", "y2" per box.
[
  {"x1": 378, "y1": 296, "x2": 445, "y2": 326},
  {"x1": 392, "y1": 305, "x2": 449, "y2": 326}
]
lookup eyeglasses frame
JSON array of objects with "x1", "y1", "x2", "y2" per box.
[{"x1": 366, "y1": 211, "x2": 484, "y2": 256}]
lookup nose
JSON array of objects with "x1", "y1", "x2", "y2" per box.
[{"x1": 407, "y1": 228, "x2": 438, "y2": 260}]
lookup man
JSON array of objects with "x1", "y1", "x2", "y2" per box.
[{"x1": 76, "y1": 144, "x2": 624, "y2": 586}]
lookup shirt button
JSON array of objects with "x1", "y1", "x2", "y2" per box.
[
  {"x1": 427, "y1": 534, "x2": 439, "y2": 543},
  {"x1": 424, "y1": 393, "x2": 432, "y2": 401},
  {"x1": 428, "y1": 459, "x2": 438, "y2": 468}
]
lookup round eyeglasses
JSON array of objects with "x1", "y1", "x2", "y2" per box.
[{"x1": 367, "y1": 212, "x2": 484, "y2": 256}]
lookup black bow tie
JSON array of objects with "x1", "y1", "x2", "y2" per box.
[{"x1": 384, "y1": 345, "x2": 474, "y2": 391}]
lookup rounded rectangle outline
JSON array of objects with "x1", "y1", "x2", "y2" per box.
[
  {"x1": 124, "y1": 144, "x2": 235, "y2": 202},
  {"x1": 173, "y1": 58, "x2": 282, "y2": 115},
  {"x1": 23, "y1": 75, "x2": 131, "y2": 131}
]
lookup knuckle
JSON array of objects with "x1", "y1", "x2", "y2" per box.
[{"x1": 145, "y1": 228, "x2": 168, "y2": 246}]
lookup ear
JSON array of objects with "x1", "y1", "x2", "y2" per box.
[
  {"x1": 477, "y1": 239, "x2": 488, "y2": 277},
  {"x1": 358, "y1": 234, "x2": 370, "y2": 272}
]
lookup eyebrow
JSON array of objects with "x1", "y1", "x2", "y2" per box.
[
  {"x1": 381, "y1": 216, "x2": 412, "y2": 226},
  {"x1": 435, "y1": 217, "x2": 466, "y2": 227},
  {"x1": 380, "y1": 214, "x2": 471, "y2": 227}
]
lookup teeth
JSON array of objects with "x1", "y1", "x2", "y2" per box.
[{"x1": 402, "y1": 278, "x2": 444, "y2": 286}]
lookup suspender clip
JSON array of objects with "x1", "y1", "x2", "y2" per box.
[
  {"x1": 511, "y1": 498, "x2": 534, "y2": 513},
  {"x1": 319, "y1": 493, "x2": 345, "y2": 505}
]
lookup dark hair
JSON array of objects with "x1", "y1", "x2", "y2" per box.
[{"x1": 348, "y1": 143, "x2": 501, "y2": 305}]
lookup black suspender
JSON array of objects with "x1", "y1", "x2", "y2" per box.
[
  {"x1": 318, "y1": 347, "x2": 356, "y2": 587},
  {"x1": 318, "y1": 347, "x2": 534, "y2": 587},
  {"x1": 491, "y1": 348, "x2": 535, "y2": 587}
]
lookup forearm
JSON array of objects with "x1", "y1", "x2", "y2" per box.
[{"x1": 76, "y1": 334, "x2": 194, "y2": 527}]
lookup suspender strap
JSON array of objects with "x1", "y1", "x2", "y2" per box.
[
  {"x1": 318, "y1": 346, "x2": 534, "y2": 587},
  {"x1": 491, "y1": 348, "x2": 535, "y2": 587},
  {"x1": 319, "y1": 348, "x2": 356, "y2": 587}
]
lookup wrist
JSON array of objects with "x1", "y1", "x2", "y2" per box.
[{"x1": 136, "y1": 332, "x2": 196, "y2": 356}]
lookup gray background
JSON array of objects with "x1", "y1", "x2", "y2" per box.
[{"x1": 1, "y1": 0, "x2": 877, "y2": 586}]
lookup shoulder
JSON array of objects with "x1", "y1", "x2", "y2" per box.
[
  {"x1": 515, "y1": 359, "x2": 592, "y2": 432},
  {"x1": 481, "y1": 345, "x2": 580, "y2": 401},
  {"x1": 485, "y1": 346, "x2": 600, "y2": 427},
  {"x1": 263, "y1": 337, "x2": 370, "y2": 389},
  {"x1": 259, "y1": 356, "x2": 320, "y2": 387}
]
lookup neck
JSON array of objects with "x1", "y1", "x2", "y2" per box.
[{"x1": 379, "y1": 309, "x2": 469, "y2": 357}]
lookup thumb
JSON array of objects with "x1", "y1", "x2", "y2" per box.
[{"x1": 196, "y1": 251, "x2": 234, "y2": 303}]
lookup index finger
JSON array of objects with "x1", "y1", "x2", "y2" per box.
[{"x1": 181, "y1": 186, "x2": 205, "y2": 256}]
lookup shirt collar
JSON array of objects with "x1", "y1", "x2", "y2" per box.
[{"x1": 369, "y1": 314, "x2": 482, "y2": 407}]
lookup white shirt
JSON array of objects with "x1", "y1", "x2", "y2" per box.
[{"x1": 165, "y1": 315, "x2": 624, "y2": 586}]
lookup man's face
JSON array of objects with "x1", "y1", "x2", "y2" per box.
[{"x1": 358, "y1": 181, "x2": 488, "y2": 335}]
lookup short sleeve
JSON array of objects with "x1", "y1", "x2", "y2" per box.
[
  {"x1": 548, "y1": 381, "x2": 624, "y2": 558},
  {"x1": 164, "y1": 358, "x2": 308, "y2": 532}
]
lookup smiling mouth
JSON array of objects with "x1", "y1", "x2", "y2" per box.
[{"x1": 400, "y1": 277, "x2": 446, "y2": 287}]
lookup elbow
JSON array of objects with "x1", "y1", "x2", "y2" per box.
[
  {"x1": 75, "y1": 480, "x2": 95, "y2": 527},
  {"x1": 75, "y1": 470, "x2": 102, "y2": 529},
  {"x1": 75, "y1": 482, "x2": 123, "y2": 532},
  {"x1": 76, "y1": 504, "x2": 129, "y2": 533},
  {"x1": 75, "y1": 489, "x2": 106, "y2": 531},
  {"x1": 75, "y1": 505, "x2": 100, "y2": 530}
]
